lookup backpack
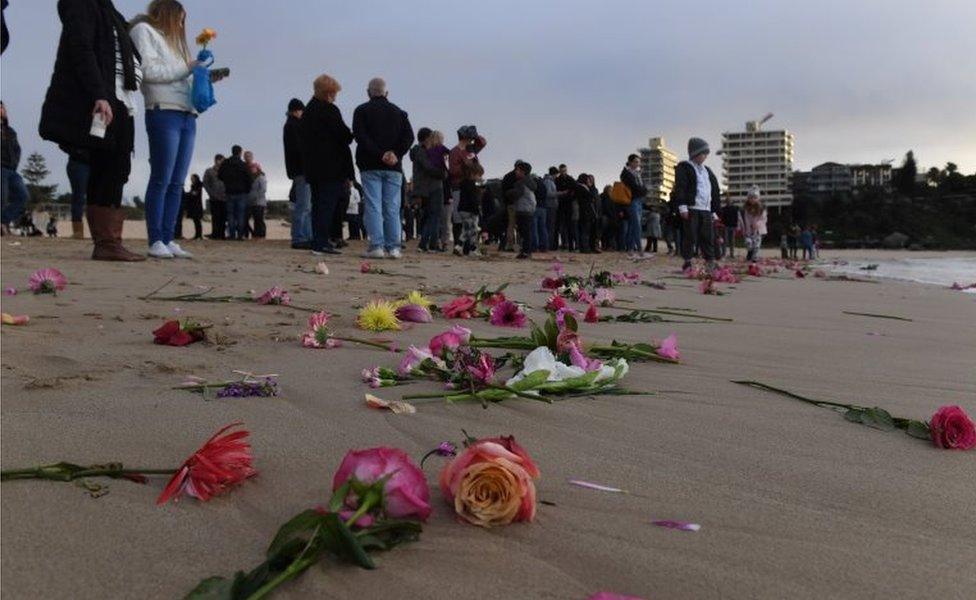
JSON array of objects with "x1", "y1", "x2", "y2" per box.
[
  {"x1": 609, "y1": 181, "x2": 632, "y2": 205},
  {"x1": 191, "y1": 50, "x2": 217, "y2": 114}
]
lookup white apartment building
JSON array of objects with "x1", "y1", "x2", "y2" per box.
[
  {"x1": 638, "y1": 137, "x2": 677, "y2": 206},
  {"x1": 721, "y1": 115, "x2": 795, "y2": 208}
]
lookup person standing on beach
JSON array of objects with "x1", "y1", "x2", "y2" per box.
[
  {"x1": 620, "y1": 154, "x2": 649, "y2": 258},
  {"x1": 720, "y1": 195, "x2": 740, "y2": 259},
  {"x1": 1, "y1": 102, "x2": 28, "y2": 235},
  {"x1": 673, "y1": 137, "x2": 721, "y2": 271},
  {"x1": 39, "y1": 0, "x2": 144, "y2": 261},
  {"x1": 508, "y1": 161, "x2": 537, "y2": 260},
  {"x1": 447, "y1": 125, "x2": 487, "y2": 252},
  {"x1": 738, "y1": 186, "x2": 766, "y2": 262},
  {"x1": 203, "y1": 153, "x2": 225, "y2": 239},
  {"x1": 543, "y1": 167, "x2": 559, "y2": 250},
  {"x1": 218, "y1": 144, "x2": 252, "y2": 240},
  {"x1": 788, "y1": 223, "x2": 800, "y2": 260},
  {"x1": 247, "y1": 162, "x2": 267, "y2": 239},
  {"x1": 130, "y1": 0, "x2": 201, "y2": 259},
  {"x1": 555, "y1": 164, "x2": 576, "y2": 251},
  {"x1": 183, "y1": 173, "x2": 203, "y2": 239},
  {"x1": 645, "y1": 205, "x2": 662, "y2": 254},
  {"x1": 352, "y1": 77, "x2": 414, "y2": 259},
  {"x1": 283, "y1": 98, "x2": 312, "y2": 249},
  {"x1": 300, "y1": 74, "x2": 354, "y2": 256},
  {"x1": 410, "y1": 128, "x2": 446, "y2": 252}
]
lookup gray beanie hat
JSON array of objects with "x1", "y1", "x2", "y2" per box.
[{"x1": 688, "y1": 137, "x2": 710, "y2": 158}]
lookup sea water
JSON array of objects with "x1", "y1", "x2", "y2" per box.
[{"x1": 828, "y1": 257, "x2": 976, "y2": 292}]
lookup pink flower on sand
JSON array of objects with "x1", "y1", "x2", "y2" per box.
[
  {"x1": 555, "y1": 307, "x2": 579, "y2": 329},
  {"x1": 611, "y1": 271, "x2": 641, "y2": 285},
  {"x1": 466, "y1": 353, "x2": 497, "y2": 384},
  {"x1": 551, "y1": 260, "x2": 565, "y2": 277},
  {"x1": 576, "y1": 289, "x2": 594, "y2": 304},
  {"x1": 545, "y1": 294, "x2": 568, "y2": 313},
  {"x1": 28, "y1": 268, "x2": 67, "y2": 294},
  {"x1": 540, "y1": 276, "x2": 563, "y2": 290},
  {"x1": 255, "y1": 285, "x2": 291, "y2": 306},
  {"x1": 556, "y1": 328, "x2": 581, "y2": 354},
  {"x1": 594, "y1": 288, "x2": 616, "y2": 306},
  {"x1": 584, "y1": 303, "x2": 600, "y2": 323},
  {"x1": 301, "y1": 311, "x2": 336, "y2": 348},
  {"x1": 699, "y1": 279, "x2": 719, "y2": 295},
  {"x1": 748, "y1": 263, "x2": 763, "y2": 277},
  {"x1": 442, "y1": 295, "x2": 479, "y2": 319},
  {"x1": 360, "y1": 261, "x2": 372, "y2": 274},
  {"x1": 795, "y1": 269, "x2": 806, "y2": 278},
  {"x1": 395, "y1": 303, "x2": 433, "y2": 323},
  {"x1": 398, "y1": 345, "x2": 436, "y2": 376},
  {"x1": 156, "y1": 422, "x2": 256, "y2": 505},
  {"x1": 3, "y1": 287, "x2": 16, "y2": 296},
  {"x1": 332, "y1": 447, "x2": 431, "y2": 521},
  {"x1": 929, "y1": 405, "x2": 976, "y2": 450},
  {"x1": 429, "y1": 325, "x2": 472, "y2": 357},
  {"x1": 712, "y1": 266, "x2": 739, "y2": 284},
  {"x1": 656, "y1": 333, "x2": 680, "y2": 361},
  {"x1": 569, "y1": 343, "x2": 603, "y2": 372},
  {"x1": 489, "y1": 300, "x2": 527, "y2": 328},
  {"x1": 480, "y1": 292, "x2": 508, "y2": 309}
]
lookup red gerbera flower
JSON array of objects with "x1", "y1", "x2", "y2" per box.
[{"x1": 156, "y1": 422, "x2": 257, "y2": 505}]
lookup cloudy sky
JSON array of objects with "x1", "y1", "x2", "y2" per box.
[{"x1": 2, "y1": 0, "x2": 974, "y2": 200}]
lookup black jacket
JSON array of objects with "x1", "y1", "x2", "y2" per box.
[
  {"x1": 218, "y1": 156, "x2": 253, "y2": 195},
  {"x1": 299, "y1": 97, "x2": 354, "y2": 185},
  {"x1": 1, "y1": 120, "x2": 21, "y2": 170},
  {"x1": 283, "y1": 114, "x2": 304, "y2": 179},
  {"x1": 352, "y1": 97, "x2": 414, "y2": 172},
  {"x1": 720, "y1": 204, "x2": 739, "y2": 227},
  {"x1": 620, "y1": 168, "x2": 648, "y2": 199},
  {"x1": 672, "y1": 161, "x2": 721, "y2": 214},
  {"x1": 39, "y1": 0, "x2": 138, "y2": 151}
]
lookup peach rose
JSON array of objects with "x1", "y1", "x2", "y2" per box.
[{"x1": 439, "y1": 436, "x2": 540, "y2": 527}]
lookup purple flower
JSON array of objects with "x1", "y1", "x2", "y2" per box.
[
  {"x1": 216, "y1": 377, "x2": 279, "y2": 398},
  {"x1": 436, "y1": 441, "x2": 458, "y2": 457},
  {"x1": 4, "y1": 287, "x2": 17, "y2": 296},
  {"x1": 394, "y1": 303, "x2": 433, "y2": 323}
]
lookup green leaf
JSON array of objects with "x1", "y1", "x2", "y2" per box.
[
  {"x1": 844, "y1": 408, "x2": 864, "y2": 423},
  {"x1": 905, "y1": 420, "x2": 932, "y2": 440},
  {"x1": 322, "y1": 513, "x2": 375, "y2": 569},
  {"x1": 266, "y1": 509, "x2": 324, "y2": 558},
  {"x1": 564, "y1": 313, "x2": 579, "y2": 333},
  {"x1": 543, "y1": 317, "x2": 559, "y2": 349},
  {"x1": 510, "y1": 370, "x2": 550, "y2": 391},
  {"x1": 859, "y1": 407, "x2": 896, "y2": 431}
]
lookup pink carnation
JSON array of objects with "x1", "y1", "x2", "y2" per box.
[
  {"x1": 489, "y1": 300, "x2": 527, "y2": 328},
  {"x1": 28, "y1": 268, "x2": 67, "y2": 294},
  {"x1": 256, "y1": 285, "x2": 291, "y2": 305},
  {"x1": 656, "y1": 333, "x2": 680, "y2": 361}
]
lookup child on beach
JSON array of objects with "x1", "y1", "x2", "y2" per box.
[
  {"x1": 46, "y1": 215, "x2": 58, "y2": 237},
  {"x1": 800, "y1": 226, "x2": 815, "y2": 260},
  {"x1": 780, "y1": 233, "x2": 789, "y2": 259},
  {"x1": 737, "y1": 186, "x2": 767, "y2": 262},
  {"x1": 457, "y1": 161, "x2": 484, "y2": 256}
]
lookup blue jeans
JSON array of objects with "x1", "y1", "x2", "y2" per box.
[
  {"x1": 290, "y1": 176, "x2": 312, "y2": 244},
  {"x1": 144, "y1": 109, "x2": 196, "y2": 245},
  {"x1": 626, "y1": 199, "x2": 644, "y2": 252},
  {"x1": 66, "y1": 158, "x2": 90, "y2": 222},
  {"x1": 310, "y1": 181, "x2": 342, "y2": 251},
  {"x1": 420, "y1": 194, "x2": 442, "y2": 249},
  {"x1": 533, "y1": 207, "x2": 548, "y2": 252},
  {"x1": 361, "y1": 170, "x2": 403, "y2": 252},
  {"x1": 1, "y1": 167, "x2": 28, "y2": 226},
  {"x1": 226, "y1": 194, "x2": 248, "y2": 239}
]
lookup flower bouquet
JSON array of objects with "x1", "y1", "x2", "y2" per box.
[{"x1": 176, "y1": 372, "x2": 280, "y2": 399}]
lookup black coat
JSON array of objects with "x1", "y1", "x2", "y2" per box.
[
  {"x1": 352, "y1": 96, "x2": 414, "y2": 172},
  {"x1": 39, "y1": 0, "x2": 137, "y2": 151},
  {"x1": 1, "y1": 121, "x2": 21, "y2": 170},
  {"x1": 299, "y1": 97, "x2": 354, "y2": 184},
  {"x1": 218, "y1": 156, "x2": 252, "y2": 195},
  {"x1": 672, "y1": 161, "x2": 721, "y2": 214},
  {"x1": 620, "y1": 167, "x2": 648, "y2": 199},
  {"x1": 282, "y1": 114, "x2": 304, "y2": 179}
]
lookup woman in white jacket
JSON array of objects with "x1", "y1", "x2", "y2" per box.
[{"x1": 130, "y1": 0, "x2": 201, "y2": 258}]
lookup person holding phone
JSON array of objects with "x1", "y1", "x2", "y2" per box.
[{"x1": 39, "y1": 0, "x2": 145, "y2": 261}]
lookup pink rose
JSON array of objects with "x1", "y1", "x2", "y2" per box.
[
  {"x1": 439, "y1": 436, "x2": 539, "y2": 527},
  {"x1": 556, "y1": 328, "x2": 581, "y2": 354},
  {"x1": 332, "y1": 447, "x2": 431, "y2": 521},
  {"x1": 656, "y1": 333, "x2": 680, "y2": 361},
  {"x1": 428, "y1": 325, "x2": 472, "y2": 357},
  {"x1": 929, "y1": 405, "x2": 976, "y2": 450},
  {"x1": 442, "y1": 295, "x2": 478, "y2": 319}
]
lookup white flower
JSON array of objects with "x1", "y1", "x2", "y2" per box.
[{"x1": 506, "y1": 347, "x2": 585, "y2": 386}]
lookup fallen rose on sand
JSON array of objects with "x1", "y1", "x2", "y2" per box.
[
  {"x1": 28, "y1": 268, "x2": 67, "y2": 295},
  {"x1": 439, "y1": 435, "x2": 539, "y2": 527},
  {"x1": 153, "y1": 319, "x2": 210, "y2": 346},
  {"x1": 255, "y1": 285, "x2": 291, "y2": 306},
  {"x1": 656, "y1": 333, "x2": 680, "y2": 360},
  {"x1": 1, "y1": 313, "x2": 29, "y2": 326}
]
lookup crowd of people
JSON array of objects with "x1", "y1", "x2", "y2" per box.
[{"x1": 0, "y1": 0, "x2": 816, "y2": 271}]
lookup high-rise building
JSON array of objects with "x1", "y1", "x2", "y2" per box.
[
  {"x1": 637, "y1": 137, "x2": 677, "y2": 206},
  {"x1": 721, "y1": 115, "x2": 795, "y2": 208}
]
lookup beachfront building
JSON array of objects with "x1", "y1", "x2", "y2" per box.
[
  {"x1": 638, "y1": 137, "x2": 677, "y2": 206},
  {"x1": 721, "y1": 115, "x2": 795, "y2": 210},
  {"x1": 849, "y1": 163, "x2": 893, "y2": 189}
]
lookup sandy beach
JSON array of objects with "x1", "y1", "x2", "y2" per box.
[{"x1": 1, "y1": 238, "x2": 974, "y2": 600}]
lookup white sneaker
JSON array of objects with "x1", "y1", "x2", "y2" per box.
[
  {"x1": 149, "y1": 241, "x2": 174, "y2": 259},
  {"x1": 362, "y1": 248, "x2": 386, "y2": 259},
  {"x1": 167, "y1": 241, "x2": 193, "y2": 259},
  {"x1": 387, "y1": 248, "x2": 402, "y2": 259}
]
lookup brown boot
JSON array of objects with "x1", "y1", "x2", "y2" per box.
[
  {"x1": 71, "y1": 220, "x2": 85, "y2": 239},
  {"x1": 87, "y1": 205, "x2": 145, "y2": 261}
]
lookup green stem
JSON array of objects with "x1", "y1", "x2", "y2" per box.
[
  {"x1": 333, "y1": 336, "x2": 400, "y2": 352},
  {"x1": 0, "y1": 466, "x2": 176, "y2": 481},
  {"x1": 245, "y1": 524, "x2": 323, "y2": 600},
  {"x1": 604, "y1": 306, "x2": 733, "y2": 322},
  {"x1": 730, "y1": 380, "x2": 858, "y2": 410}
]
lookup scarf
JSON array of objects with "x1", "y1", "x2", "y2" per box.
[{"x1": 101, "y1": 0, "x2": 137, "y2": 91}]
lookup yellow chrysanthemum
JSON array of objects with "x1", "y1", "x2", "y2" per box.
[
  {"x1": 400, "y1": 290, "x2": 433, "y2": 310},
  {"x1": 357, "y1": 300, "x2": 401, "y2": 332}
]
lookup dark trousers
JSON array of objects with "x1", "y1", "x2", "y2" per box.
[
  {"x1": 332, "y1": 194, "x2": 349, "y2": 240},
  {"x1": 311, "y1": 181, "x2": 342, "y2": 251},
  {"x1": 420, "y1": 196, "x2": 442, "y2": 250},
  {"x1": 681, "y1": 210, "x2": 716, "y2": 262},
  {"x1": 346, "y1": 213, "x2": 362, "y2": 239},
  {"x1": 251, "y1": 206, "x2": 266, "y2": 238},
  {"x1": 87, "y1": 107, "x2": 134, "y2": 208},
  {"x1": 516, "y1": 212, "x2": 534, "y2": 256},
  {"x1": 210, "y1": 200, "x2": 227, "y2": 239},
  {"x1": 191, "y1": 217, "x2": 203, "y2": 239},
  {"x1": 546, "y1": 205, "x2": 558, "y2": 250}
]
